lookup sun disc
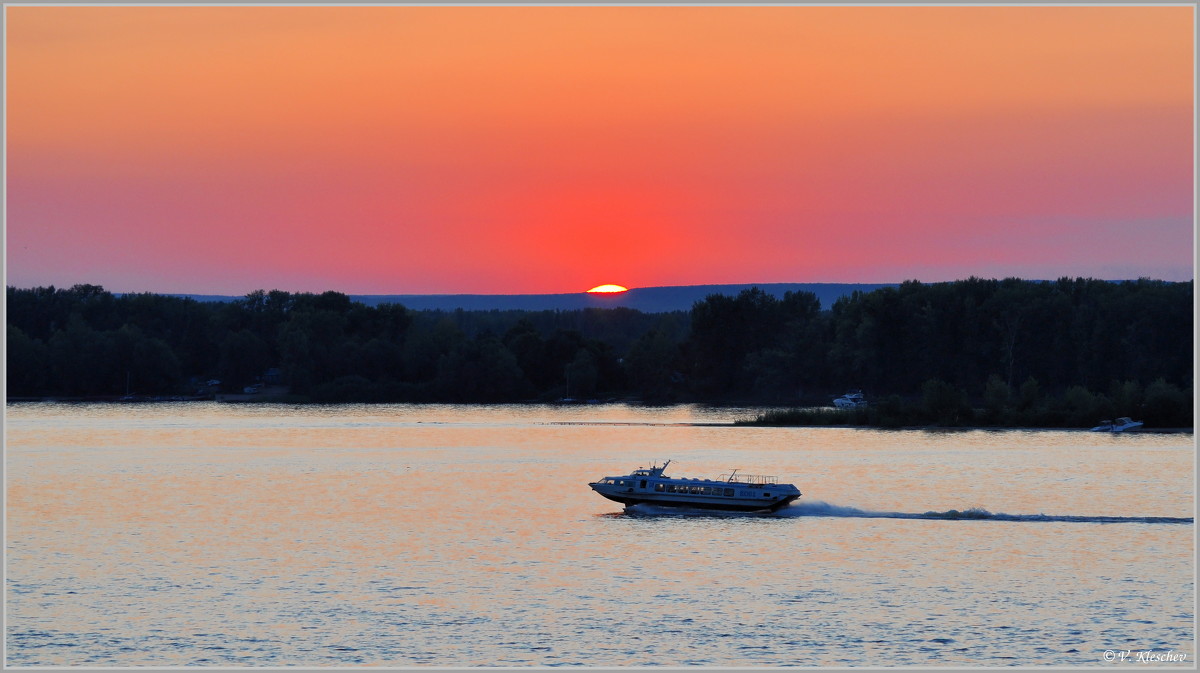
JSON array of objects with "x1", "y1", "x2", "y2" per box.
[{"x1": 587, "y1": 284, "x2": 629, "y2": 294}]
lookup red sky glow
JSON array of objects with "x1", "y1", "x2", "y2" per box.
[{"x1": 5, "y1": 5, "x2": 1194, "y2": 295}]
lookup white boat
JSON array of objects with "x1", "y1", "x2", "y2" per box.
[
  {"x1": 589, "y1": 460, "x2": 801, "y2": 512},
  {"x1": 1090, "y1": 417, "x2": 1144, "y2": 432},
  {"x1": 833, "y1": 391, "x2": 867, "y2": 409}
]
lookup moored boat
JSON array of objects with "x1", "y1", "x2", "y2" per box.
[
  {"x1": 833, "y1": 390, "x2": 867, "y2": 409},
  {"x1": 588, "y1": 460, "x2": 801, "y2": 512}
]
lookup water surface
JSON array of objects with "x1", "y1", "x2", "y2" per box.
[{"x1": 5, "y1": 402, "x2": 1194, "y2": 666}]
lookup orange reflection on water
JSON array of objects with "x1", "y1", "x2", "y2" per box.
[{"x1": 5, "y1": 403, "x2": 1194, "y2": 666}]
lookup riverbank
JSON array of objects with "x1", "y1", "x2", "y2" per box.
[
  {"x1": 4, "y1": 397, "x2": 1192, "y2": 434},
  {"x1": 734, "y1": 393, "x2": 1195, "y2": 429},
  {"x1": 735, "y1": 422, "x2": 1194, "y2": 434}
]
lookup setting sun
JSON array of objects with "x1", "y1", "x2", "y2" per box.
[{"x1": 586, "y1": 284, "x2": 629, "y2": 294}]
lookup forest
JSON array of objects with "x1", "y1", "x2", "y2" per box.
[{"x1": 5, "y1": 277, "x2": 1194, "y2": 427}]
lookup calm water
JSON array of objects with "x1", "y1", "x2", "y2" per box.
[{"x1": 5, "y1": 402, "x2": 1195, "y2": 667}]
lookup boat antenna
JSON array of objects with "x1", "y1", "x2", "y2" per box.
[{"x1": 727, "y1": 468, "x2": 739, "y2": 482}]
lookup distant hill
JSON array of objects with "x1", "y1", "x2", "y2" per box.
[{"x1": 174, "y1": 283, "x2": 896, "y2": 313}]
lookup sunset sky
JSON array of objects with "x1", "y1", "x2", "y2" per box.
[{"x1": 6, "y1": 5, "x2": 1195, "y2": 295}]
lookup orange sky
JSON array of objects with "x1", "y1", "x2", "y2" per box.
[{"x1": 6, "y1": 5, "x2": 1194, "y2": 294}]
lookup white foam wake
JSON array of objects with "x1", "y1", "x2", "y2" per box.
[
  {"x1": 617, "y1": 501, "x2": 1192, "y2": 524},
  {"x1": 777, "y1": 500, "x2": 1192, "y2": 524}
]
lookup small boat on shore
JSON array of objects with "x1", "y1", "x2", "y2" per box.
[
  {"x1": 588, "y1": 460, "x2": 801, "y2": 512},
  {"x1": 833, "y1": 391, "x2": 868, "y2": 409},
  {"x1": 1090, "y1": 417, "x2": 1144, "y2": 433}
]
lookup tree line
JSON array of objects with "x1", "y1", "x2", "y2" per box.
[{"x1": 5, "y1": 278, "x2": 1193, "y2": 426}]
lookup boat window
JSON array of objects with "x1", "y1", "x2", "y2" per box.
[
  {"x1": 640, "y1": 480, "x2": 647, "y2": 489},
  {"x1": 655, "y1": 483, "x2": 664, "y2": 492},
  {"x1": 724, "y1": 488, "x2": 734, "y2": 497}
]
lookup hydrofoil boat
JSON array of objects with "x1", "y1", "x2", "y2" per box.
[{"x1": 589, "y1": 460, "x2": 801, "y2": 513}]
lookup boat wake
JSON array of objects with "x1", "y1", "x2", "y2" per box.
[
  {"x1": 616, "y1": 501, "x2": 1191, "y2": 524},
  {"x1": 777, "y1": 500, "x2": 1193, "y2": 525}
]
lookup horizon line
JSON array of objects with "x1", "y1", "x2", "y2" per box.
[{"x1": 7, "y1": 276, "x2": 1192, "y2": 299}]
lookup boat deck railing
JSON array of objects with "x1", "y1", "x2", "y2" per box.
[{"x1": 717, "y1": 473, "x2": 779, "y2": 485}]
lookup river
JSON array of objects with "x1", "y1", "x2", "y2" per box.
[{"x1": 4, "y1": 402, "x2": 1194, "y2": 666}]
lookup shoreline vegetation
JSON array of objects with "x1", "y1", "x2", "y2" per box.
[
  {"x1": 735, "y1": 400, "x2": 1195, "y2": 432},
  {"x1": 6, "y1": 277, "x2": 1193, "y2": 430}
]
